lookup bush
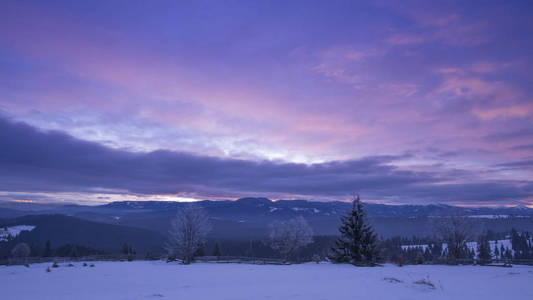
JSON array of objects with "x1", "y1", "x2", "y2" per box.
[{"x1": 52, "y1": 262, "x2": 59, "y2": 268}]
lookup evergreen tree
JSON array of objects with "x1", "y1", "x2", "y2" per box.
[
  {"x1": 329, "y1": 196, "x2": 378, "y2": 265},
  {"x1": 431, "y1": 242, "x2": 443, "y2": 261},
  {"x1": 194, "y1": 243, "x2": 205, "y2": 257},
  {"x1": 505, "y1": 248, "x2": 513, "y2": 260},
  {"x1": 245, "y1": 240, "x2": 255, "y2": 258},
  {"x1": 494, "y1": 244, "x2": 500, "y2": 259},
  {"x1": 69, "y1": 245, "x2": 78, "y2": 258},
  {"x1": 477, "y1": 234, "x2": 492, "y2": 265},
  {"x1": 43, "y1": 240, "x2": 52, "y2": 257},
  {"x1": 213, "y1": 242, "x2": 222, "y2": 257}
]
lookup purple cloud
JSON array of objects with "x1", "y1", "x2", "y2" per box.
[{"x1": 1, "y1": 116, "x2": 532, "y2": 205}]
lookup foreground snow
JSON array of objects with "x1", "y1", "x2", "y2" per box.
[{"x1": 1, "y1": 261, "x2": 533, "y2": 300}]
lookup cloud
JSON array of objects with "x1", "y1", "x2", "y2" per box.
[
  {"x1": 1, "y1": 116, "x2": 532, "y2": 205},
  {"x1": 494, "y1": 160, "x2": 533, "y2": 170},
  {"x1": 483, "y1": 128, "x2": 533, "y2": 142},
  {"x1": 472, "y1": 103, "x2": 533, "y2": 120},
  {"x1": 509, "y1": 144, "x2": 533, "y2": 151}
]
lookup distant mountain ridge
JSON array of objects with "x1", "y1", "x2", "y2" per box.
[
  {"x1": 1, "y1": 198, "x2": 532, "y2": 240},
  {"x1": 100, "y1": 197, "x2": 533, "y2": 217}
]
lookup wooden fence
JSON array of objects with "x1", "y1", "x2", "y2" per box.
[
  {"x1": 0, "y1": 255, "x2": 287, "y2": 266},
  {"x1": 2, "y1": 255, "x2": 533, "y2": 267}
]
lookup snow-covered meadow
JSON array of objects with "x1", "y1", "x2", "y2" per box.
[{"x1": 2, "y1": 261, "x2": 532, "y2": 300}]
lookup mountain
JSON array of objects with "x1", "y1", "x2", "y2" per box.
[{"x1": 1, "y1": 198, "x2": 533, "y2": 240}]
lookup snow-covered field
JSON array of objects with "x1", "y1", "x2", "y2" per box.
[{"x1": 2, "y1": 261, "x2": 533, "y2": 300}]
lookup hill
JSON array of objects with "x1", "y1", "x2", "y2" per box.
[{"x1": 0, "y1": 214, "x2": 164, "y2": 257}]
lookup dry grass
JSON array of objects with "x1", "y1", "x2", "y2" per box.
[
  {"x1": 383, "y1": 277, "x2": 403, "y2": 283},
  {"x1": 413, "y1": 278, "x2": 436, "y2": 289}
]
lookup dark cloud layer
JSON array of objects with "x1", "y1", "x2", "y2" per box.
[{"x1": 1, "y1": 116, "x2": 532, "y2": 204}]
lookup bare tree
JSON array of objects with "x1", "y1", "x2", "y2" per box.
[
  {"x1": 266, "y1": 216, "x2": 314, "y2": 262},
  {"x1": 11, "y1": 242, "x2": 31, "y2": 263},
  {"x1": 165, "y1": 205, "x2": 211, "y2": 264},
  {"x1": 433, "y1": 216, "x2": 474, "y2": 264}
]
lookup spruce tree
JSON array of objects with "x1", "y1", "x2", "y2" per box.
[
  {"x1": 494, "y1": 244, "x2": 500, "y2": 259},
  {"x1": 329, "y1": 196, "x2": 378, "y2": 265},
  {"x1": 122, "y1": 243, "x2": 129, "y2": 255},
  {"x1": 477, "y1": 234, "x2": 491, "y2": 265},
  {"x1": 43, "y1": 240, "x2": 52, "y2": 257},
  {"x1": 213, "y1": 242, "x2": 222, "y2": 257}
]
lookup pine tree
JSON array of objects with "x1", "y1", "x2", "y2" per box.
[
  {"x1": 69, "y1": 245, "x2": 78, "y2": 258},
  {"x1": 194, "y1": 243, "x2": 205, "y2": 257},
  {"x1": 43, "y1": 240, "x2": 52, "y2": 257},
  {"x1": 477, "y1": 234, "x2": 492, "y2": 265},
  {"x1": 494, "y1": 244, "x2": 500, "y2": 259},
  {"x1": 431, "y1": 242, "x2": 443, "y2": 261},
  {"x1": 122, "y1": 243, "x2": 129, "y2": 255},
  {"x1": 213, "y1": 242, "x2": 222, "y2": 257},
  {"x1": 329, "y1": 196, "x2": 378, "y2": 265},
  {"x1": 245, "y1": 240, "x2": 255, "y2": 258}
]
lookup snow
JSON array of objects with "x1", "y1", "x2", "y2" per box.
[
  {"x1": 402, "y1": 244, "x2": 430, "y2": 251},
  {"x1": 1, "y1": 261, "x2": 532, "y2": 299},
  {"x1": 290, "y1": 207, "x2": 320, "y2": 213},
  {"x1": 0, "y1": 225, "x2": 36, "y2": 242},
  {"x1": 269, "y1": 207, "x2": 279, "y2": 213},
  {"x1": 467, "y1": 215, "x2": 509, "y2": 219}
]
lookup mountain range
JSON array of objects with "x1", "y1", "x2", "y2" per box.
[{"x1": 1, "y1": 198, "x2": 532, "y2": 241}]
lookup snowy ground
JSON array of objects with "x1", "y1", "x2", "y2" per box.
[{"x1": 1, "y1": 261, "x2": 533, "y2": 300}]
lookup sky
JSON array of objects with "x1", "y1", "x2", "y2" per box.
[{"x1": 1, "y1": 0, "x2": 533, "y2": 206}]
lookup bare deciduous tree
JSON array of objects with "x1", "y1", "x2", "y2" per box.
[
  {"x1": 266, "y1": 216, "x2": 314, "y2": 262},
  {"x1": 433, "y1": 216, "x2": 474, "y2": 264},
  {"x1": 11, "y1": 242, "x2": 31, "y2": 263},
  {"x1": 165, "y1": 205, "x2": 211, "y2": 264}
]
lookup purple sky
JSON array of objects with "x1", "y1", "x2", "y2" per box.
[{"x1": 1, "y1": 0, "x2": 533, "y2": 206}]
